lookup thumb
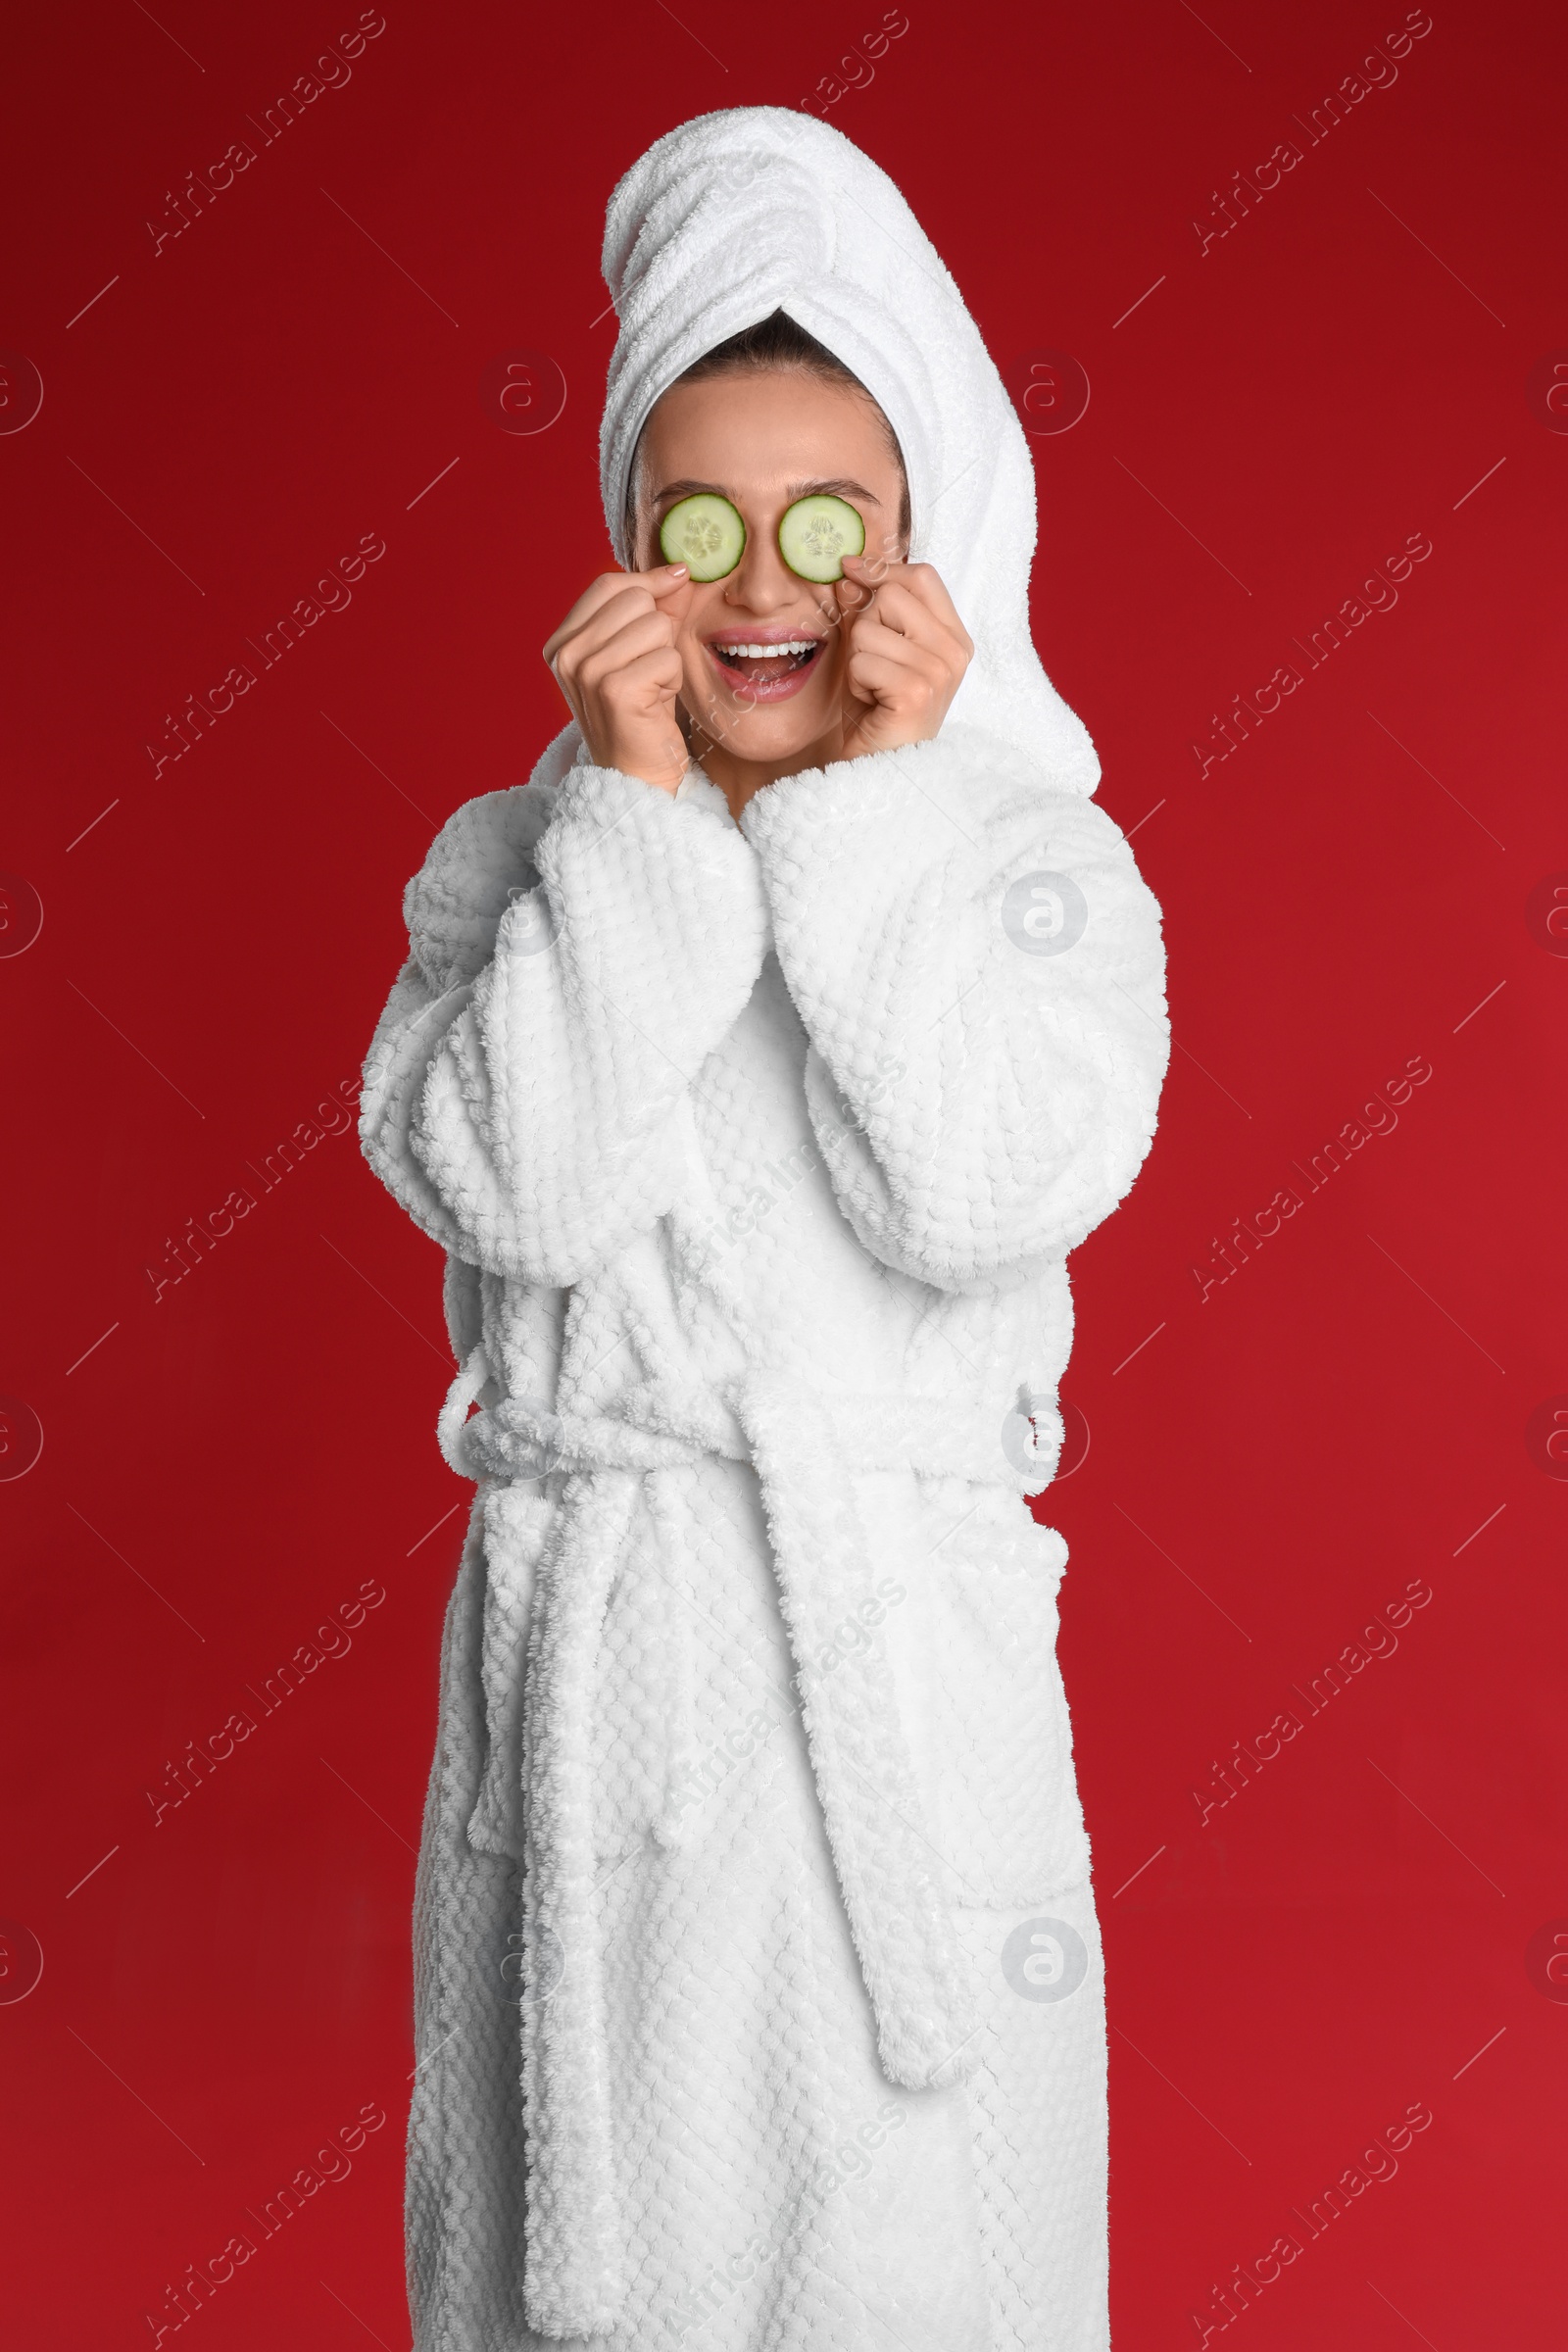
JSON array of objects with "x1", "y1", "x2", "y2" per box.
[
  {"x1": 835, "y1": 567, "x2": 875, "y2": 619},
  {"x1": 645, "y1": 563, "x2": 693, "y2": 607}
]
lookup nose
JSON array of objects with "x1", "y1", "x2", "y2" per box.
[{"x1": 723, "y1": 514, "x2": 805, "y2": 613}]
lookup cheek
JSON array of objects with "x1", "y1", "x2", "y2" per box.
[{"x1": 676, "y1": 628, "x2": 713, "y2": 699}]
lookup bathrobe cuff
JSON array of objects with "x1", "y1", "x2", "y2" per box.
[
  {"x1": 739, "y1": 725, "x2": 1170, "y2": 1289},
  {"x1": 370, "y1": 760, "x2": 769, "y2": 1286},
  {"x1": 523, "y1": 756, "x2": 768, "y2": 1084}
]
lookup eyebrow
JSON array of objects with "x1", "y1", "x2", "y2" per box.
[{"x1": 649, "y1": 476, "x2": 884, "y2": 508}]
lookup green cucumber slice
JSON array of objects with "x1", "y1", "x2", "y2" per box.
[
  {"x1": 777, "y1": 493, "x2": 865, "y2": 583},
  {"x1": 659, "y1": 492, "x2": 746, "y2": 581}
]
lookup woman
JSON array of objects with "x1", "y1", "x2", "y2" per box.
[{"x1": 360, "y1": 106, "x2": 1168, "y2": 2352}]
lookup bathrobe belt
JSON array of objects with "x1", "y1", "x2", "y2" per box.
[{"x1": 435, "y1": 1345, "x2": 1015, "y2": 2338}]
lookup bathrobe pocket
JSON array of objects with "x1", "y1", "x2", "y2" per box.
[
  {"x1": 923, "y1": 1485, "x2": 1092, "y2": 1907},
  {"x1": 466, "y1": 1478, "x2": 558, "y2": 1859}
]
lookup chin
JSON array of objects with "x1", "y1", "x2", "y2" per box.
[{"x1": 685, "y1": 671, "x2": 839, "y2": 769}]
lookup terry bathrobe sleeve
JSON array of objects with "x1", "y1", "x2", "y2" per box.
[
  {"x1": 360, "y1": 762, "x2": 770, "y2": 1286},
  {"x1": 738, "y1": 726, "x2": 1169, "y2": 1295}
]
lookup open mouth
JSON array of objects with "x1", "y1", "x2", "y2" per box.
[{"x1": 704, "y1": 632, "x2": 826, "y2": 702}]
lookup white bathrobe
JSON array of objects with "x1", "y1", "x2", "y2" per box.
[{"x1": 359, "y1": 106, "x2": 1169, "y2": 2352}]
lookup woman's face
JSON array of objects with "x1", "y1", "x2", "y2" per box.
[{"x1": 629, "y1": 368, "x2": 907, "y2": 779}]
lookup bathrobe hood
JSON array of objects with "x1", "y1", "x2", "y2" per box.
[{"x1": 598, "y1": 104, "x2": 1100, "y2": 797}]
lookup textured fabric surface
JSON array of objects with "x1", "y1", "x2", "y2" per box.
[
  {"x1": 360, "y1": 725, "x2": 1168, "y2": 2346},
  {"x1": 407, "y1": 1470, "x2": 1110, "y2": 2352}
]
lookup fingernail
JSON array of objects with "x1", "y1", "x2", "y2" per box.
[{"x1": 667, "y1": 563, "x2": 688, "y2": 575}]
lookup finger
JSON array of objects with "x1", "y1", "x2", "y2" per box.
[
  {"x1": 848, "y1": 582, "x2": 954, "y2": 658},
  {"x1": 844, "y1": 557, "x2": 971, "y2": 650},
  {"x1": 832, "y1": 569, "x2": 877, "y2": 621},
  {"x1": 642, "y1": 562, "x2": 694, "y2": 605},
  {"x1": 605, "y1": 646, "x2": 685, "y2": 701},
  {"x1": 840, "y1": 549, "x2": 901, "y2": 590},
  {"x1": 608, "y1": 561, "x2": 694, "y2": 618},
  {"x1": 834, "y1": 559, "x2": 917, "y2": 633},
  {"x1": 543, "y1": 564, "x2": 688, "y2": 665},
  {"x1": 840, "y1": 550, "x2": 905, "y2": 598},
  {"x1": 846, "y1": 600, "x2": 967, "y2": 693},
  {"x1": 846, "y1": 637, "x2": 947, "y2": 692},
  {"x1": 552, "y1": 586, "x2": 673, "y2": 675},
  {"x1": 573, "y1": 610, "x2": 679, "y2": 691},
  {"x1": 841, "y1": 661, "x2": 878, "y2": 710},
  {"x1": 900, "y1": 564, "x2": 974, "y2": 653},
  {"x1": 844, "y1": 640, "x2": 949, "y2": 708},
  {"x1": 543, "y1": 570, "x2": 649, "y2": 658},
  {"x1": 850, "y1": 575, "x2": 969, "y2": 662},
  {"x1": 545, "y1": 586, "x2": 631, "y2": 670},
  {"x1": 576, "y1": 569, "x2": 692, "y2": 652}
]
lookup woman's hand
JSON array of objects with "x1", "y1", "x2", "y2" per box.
[
  {"x1": 830, "y1": 557, "x2": 973, "y2": 765},
  {"x1": 543, "y1": 564, "x2": 694, "y2": 794}
]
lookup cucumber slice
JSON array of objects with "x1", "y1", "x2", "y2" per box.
[
  {"x1": 659, "y1": 492, "x2": 746, "y2": 581},
  {"x1": 777, "y1": 493, "x2": 865, "y2": 583}
]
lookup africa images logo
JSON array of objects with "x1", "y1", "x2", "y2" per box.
[{"x1": 1001, "y1": 1917, "x2": 1089, "y2": 2003}]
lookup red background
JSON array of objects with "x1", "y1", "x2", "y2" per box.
[{"x1": 2, "y1": 1, "x2": 1562, "y2": 2343}]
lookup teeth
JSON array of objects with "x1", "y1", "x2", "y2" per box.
[{"x1": 717, "y1": 641, "x2": 816, "y2": 658}]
